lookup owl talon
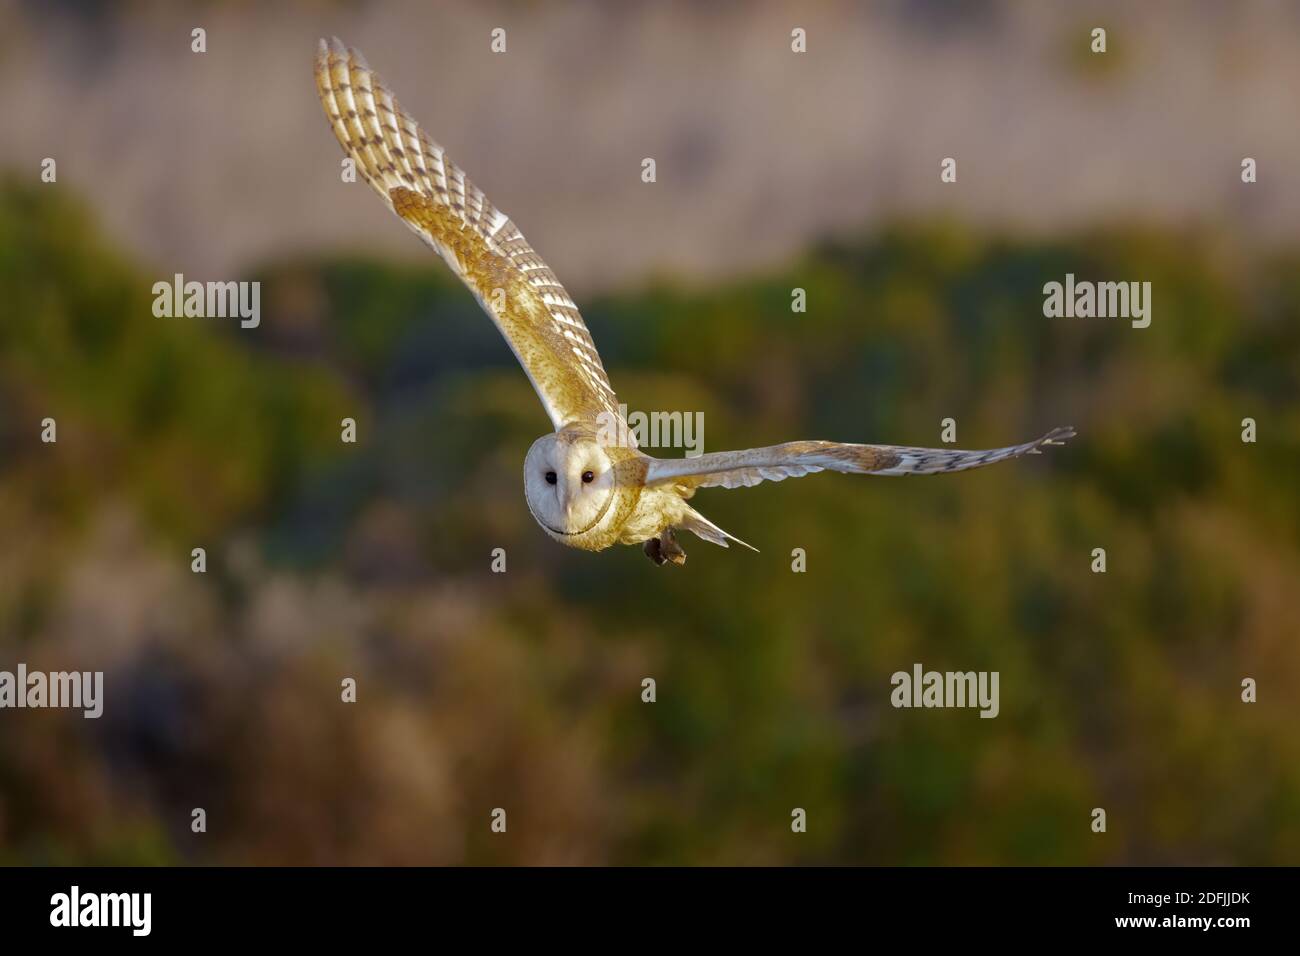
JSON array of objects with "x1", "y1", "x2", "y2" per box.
[
  {"x1": 644, "y1": 531, "x2": 687, "y2": 566},
  {"x1": 659, "y1": 528, "x2": 687, "y2": 566}
]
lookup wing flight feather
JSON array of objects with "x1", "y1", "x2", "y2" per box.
[
  {"x1": 314, "y1": 38, "x2": 619, "y2": 431},
  {"x1": 644, "y1": 427, "x2": 1075, "y2": 492}
]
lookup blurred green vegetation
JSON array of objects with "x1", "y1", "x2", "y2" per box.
[{"x1": 1, "y1": 180, "x2": 1298, "y2": 865}]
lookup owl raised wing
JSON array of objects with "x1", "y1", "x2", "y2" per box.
[{"x1": 314, "y1": 37, "x2": 620, "y2": 433}]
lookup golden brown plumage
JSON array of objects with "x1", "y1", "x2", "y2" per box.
[{"x1": 315, "y1": 38, "x2": 619, "y2": 430}]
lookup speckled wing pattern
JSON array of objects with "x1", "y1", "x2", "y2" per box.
[
  {"x1": 314, "y1": 38, "x2": 619, "y2": 431},
  {"x1": 644, "y1": 427, "x2": 1075, "y2": 491}
]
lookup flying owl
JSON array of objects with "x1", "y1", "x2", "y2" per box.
[{"x1": 314, "y1": 38, "x2": 1074, "y2": 566}]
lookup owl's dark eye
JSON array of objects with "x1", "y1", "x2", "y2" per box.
[
  {"x1": 545, "y1": 471, "x2": 557, "y2": 485},
  {"x1": 582, "y1": 471, "x2": 594, "y2": 484}
]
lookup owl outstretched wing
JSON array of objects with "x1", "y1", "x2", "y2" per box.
[
  {"x1": 314, "y1": 38, "x2": 620, "y2": 431},
  {"x1": 644, "y1": 427, "x2": 1075, "y2": 491}
]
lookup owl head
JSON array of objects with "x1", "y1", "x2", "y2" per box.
[{"x1": 523, "y1": 427, "x2": 620, "y2": 544}]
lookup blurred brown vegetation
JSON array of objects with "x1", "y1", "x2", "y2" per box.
[
  {"x1": 4, "y1": 0, "x2": 1300, "y2": 287},
  {"x1": 1, "y1": 179, "x2": 1298, "y2": 864}
]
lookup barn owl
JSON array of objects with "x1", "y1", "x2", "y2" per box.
[{"x1": 314, "y1": 38, "x2": 1074, "y2": 565}]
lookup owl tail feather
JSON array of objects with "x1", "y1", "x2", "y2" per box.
[{"x1": 680, "y1": 507, "x2": 759, "y2": 553}]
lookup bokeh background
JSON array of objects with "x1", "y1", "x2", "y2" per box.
[{"x1": 1, "y1": 0, "x2": 1298, "y2": 865}]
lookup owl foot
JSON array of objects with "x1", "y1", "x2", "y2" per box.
[{"x1": 644, "y1": 529, "x2": 687, "y2": 567}]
